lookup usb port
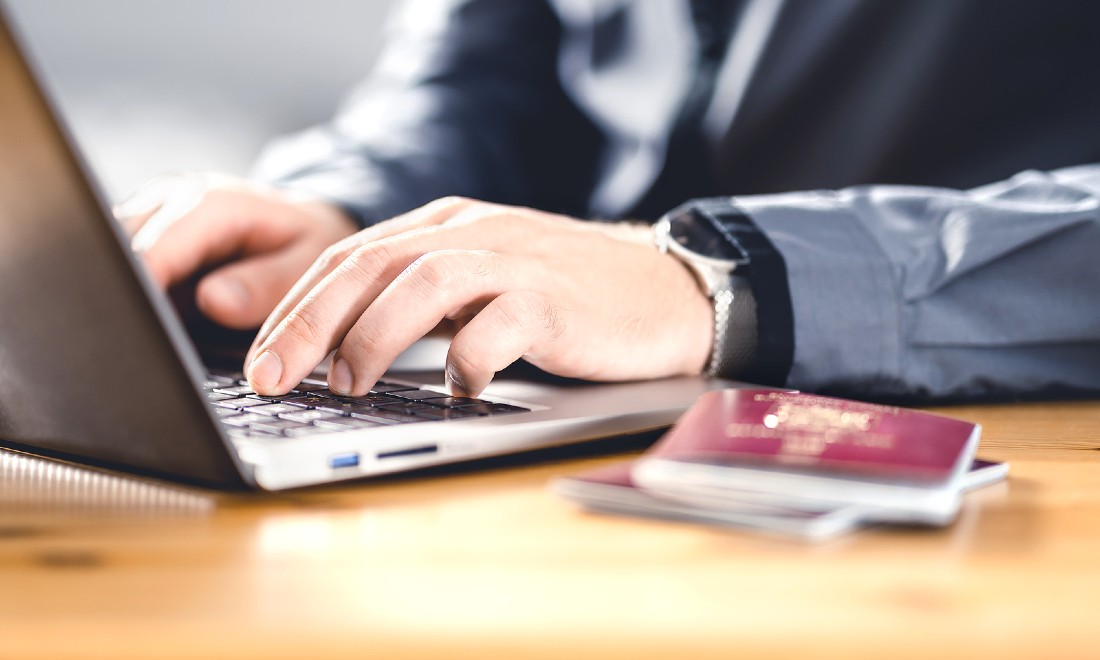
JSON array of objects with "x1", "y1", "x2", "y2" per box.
[{"x1": 329, "y1": 452, "x2": 361, "y2": 469}]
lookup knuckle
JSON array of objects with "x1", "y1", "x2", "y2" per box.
[
  {"x1": 404, "y1": 252, "x2": 464, "y2": 300},
  {"x1": 499, "y1": 292, "x2": 565, "y2": 341},
  {"x1": 316, "y1": 244, "x2": 352, "y2": 272},
  {"x1": 435, "y1": 195, "x2": 471, "y2": 208},
  {"x1": 340, "y1": 325, "x2": 386, "y2": 360},
  {"x1": 471, "y1": 250, "x2": 498, "y2": 279},
  {"x1": 466, "y1": 210, "x2": 510, "y2": 231},
  {"x1": 475, "y1": 211, "x2": 508, "y2": 232},
  {"x1": 323, "y1": 230, "x2": 370, "y2": 259},
  {"x1": 424, "y1": 196, "x2": 476, "y2": 219},
  {"x1": 343, "y1": 242, "x2": 396, "y2": 285},
  {"x1": 281, "y1": 304, "x2": 329, "y2": 347},
  {"x1": 441, "y1": 202, "x2": 509, "y2": 230}
]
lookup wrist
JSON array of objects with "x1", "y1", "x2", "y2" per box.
[
  {"x1": 653, "y1": 209, "x2": 757, "y2": 379},
  {"x1": 664, "y1": 250, "x2": 721, "y2": 376}
]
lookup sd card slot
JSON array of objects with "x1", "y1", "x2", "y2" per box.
[{"x1": 377, "y1": 444, "x2": 438, "y2": 460}]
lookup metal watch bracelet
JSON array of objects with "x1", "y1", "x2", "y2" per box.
[{"x1": 708, "y1": 274, "x2": 757, "y2": 378}]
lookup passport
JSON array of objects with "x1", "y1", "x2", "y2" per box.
[
  {"x1": 630, "y1": 389, "x2": 984, "y2": 525},
  {"x1": 553, "y1": 458, "x2": 1007, "y2": 540},
  {"x1": 554, "y1": 461, "x2": 866, "y2": 540}
]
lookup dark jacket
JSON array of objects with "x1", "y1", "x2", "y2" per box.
[{"x1": 254, "y1": 0, "x2": 1100, "y2": 400}]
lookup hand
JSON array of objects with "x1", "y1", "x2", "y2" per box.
[
  {"x1": 115, "y1": 173, "x2": 359, "y2": 329},
  {"x1": 244, "y1": 197, "x2": 714, "y2": 397}
]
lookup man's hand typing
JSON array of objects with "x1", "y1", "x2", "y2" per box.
[{"x1": 244, "y1": 197, "x2": 715, "y2": 398}]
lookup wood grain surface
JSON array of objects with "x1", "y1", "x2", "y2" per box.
[{"x1": 1, "y1": 401, "x2": 1098, "y2": 659}]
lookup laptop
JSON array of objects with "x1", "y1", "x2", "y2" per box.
[{"x1": 0, "y1": 11, "x2": 738, "y2": 490}]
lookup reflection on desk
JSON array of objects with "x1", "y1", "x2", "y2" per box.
[{"x1": 0, "y1": 401, "x2": 1098, "y2": 659}]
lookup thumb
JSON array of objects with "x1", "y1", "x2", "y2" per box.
[{"x1": 195, "y1": 246, "x2": 314, "y2": 330}]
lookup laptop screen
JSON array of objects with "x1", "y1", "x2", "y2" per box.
[{"x1": 0, "y1": 12, "x2": 248, "y2": 487}]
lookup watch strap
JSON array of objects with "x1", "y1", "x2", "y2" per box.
[
  {"x1": 707, "y1": 275, "x2": 756, "y2": 378},
  {"x1": 664, "y1": 198, "x2": 795, "y2": 385},
  {"x1": 695, "y1": 200, "x2": 793, "y2": 385}
]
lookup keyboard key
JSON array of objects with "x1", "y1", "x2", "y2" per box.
[
  {"x1": 213, "y1": 398, "x2": 276, "y2": 411},
  {"x1": 203, "y1": 375, "x2": 237, "y2": 389},
  {"x1": 278, "y1": 410, "x2": 343, "y2": 424},
  {"x1": 368, "y1": 381, "x2": 418, "y2": 394},
  {"x1": 315, "y1": 392, "x2": 402, "y2": 406},
  {"x1": 388, "y1": 389, "x2": 452, "y2": 402},
  {"x1": 248, "y1": 419, "x2": 314, "y2": 435},
  {"x1": 313, "y1": 417, "x2": 385, "y2": 432},
  {"x1": 226, "y1": 428, "x2": 267, "y2": 441},
  {"x1": 222, "y1": 413, "x2": 271, "y2": 427},
  {"x1": 453, "y1": 403, "x2": 530, "y2": 416},
  {"x1": 348, "y1": 409, "x2": 425, "y2": 425},
  {"x1": 314, "y1": 400, "x2": 377, "y2": 415},
  {"x1": 291, "y1": 382, "x2": 331, "y2": 393},
  {"x1": 277, "y1": 394, "x2": 333, "y2": 408},
  {"x1": 247, "y1": 403, "x2": 306, "y2": 417},
  {"x1": 212, "y1": 385, "x2": 256, "y2": 397},
  {"x1": 423, "y1": 396, "x2": 488, "y2": 408},
  {"x1": 206, "y1": 392, "x2": 238, "y2": 402},
  {"x1": 237, "y1": 398, "x2": 284, "y2": 409},
  {"x1": 376, "y1": 401, "x2": 442, "y2": 415},
  {"x1": 413, "y1": 407, "x2": 485, "y2": 421},
  {"x1": 247, "y1": 394, "x2": 287, "y2": 403}
]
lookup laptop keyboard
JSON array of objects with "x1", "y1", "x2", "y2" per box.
[{"x1": 203, "y1": 373, "x2": 530, "y2": 441}]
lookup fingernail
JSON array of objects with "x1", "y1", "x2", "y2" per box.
[
  {"x1": 248, "y1": 350, "x2": 283, "y2": 391},
  {"x1": 445, "y1": 362, "x2": 469, "y2": 397},
  {"x1": 329, "y1": 358, "x2": 353, "y2": 395}
]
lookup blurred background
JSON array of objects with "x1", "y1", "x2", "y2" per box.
[{"x1": 6, "y1": 0, "x2": 396, "y2": 202}]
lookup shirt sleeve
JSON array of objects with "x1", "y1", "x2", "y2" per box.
[
  {"x1": 725, "y1": 164, "x2": 1100, "y2": 401},
  {"x1": 250, "y1": 0, "x2": 601, "y2": 227}
]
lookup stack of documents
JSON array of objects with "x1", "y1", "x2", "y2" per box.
[{"x1": 554, "y1": 389, "x2": 1007, "y2": 540}]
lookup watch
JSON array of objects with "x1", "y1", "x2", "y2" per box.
[{"x1": 654, "y1": 203, "x2": 757, "y2": 379}]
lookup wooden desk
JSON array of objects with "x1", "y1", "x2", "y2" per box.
[{"x1": 1, "y1": 401, "x2": 1098, "y2": 659}]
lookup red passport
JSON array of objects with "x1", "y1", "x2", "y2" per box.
[
  {"x1": 632, "y1": 390, "x2": 983, "y2": 524},
  {"x1": 554, "y1": 458, "x2": 1006, "y2": 540}
]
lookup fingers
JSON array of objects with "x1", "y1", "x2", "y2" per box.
[
  {"x1": 246, "y1": 241, "x2": 512, "y2": 395},
  {"x1": 237, "y1": 197, "x2": 717, "y2": 400},
  {"x1": 195, "y1": 242, "x2": 325, "y2": 330},
  {"x1": 135, "y1": 189, "x2": 270, "y2": 289},
  {"x1": 120, "y1": 174, "x2": 363, "y2": 341},
  {"x1": 123, "y1": 173, "x2": 320, "y2": 292},
  {"x1": 444, "y1": 290, "x2": 566, "y2": 397},
  {"x1": 244, "y1": 196, "x2": 478, "y2": 366},
  {"x1": 325, "y1": 249, "x2": 509, "y2": 396}
]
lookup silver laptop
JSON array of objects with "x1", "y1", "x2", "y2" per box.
[{"x1": 0, "y1": 11, "x2": 737, "y2": 490}]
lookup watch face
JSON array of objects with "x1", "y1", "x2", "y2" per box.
[{"x1": 669, "y1": 207, "x2": 749, "y2": 264}]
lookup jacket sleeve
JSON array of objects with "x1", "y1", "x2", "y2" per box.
[
  {"x1": 723, "y1": 164, "x2": 1100, "y2": 401},
  {"x1": 251, "y1": 0, "x2": 600, "y2": 227}
]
